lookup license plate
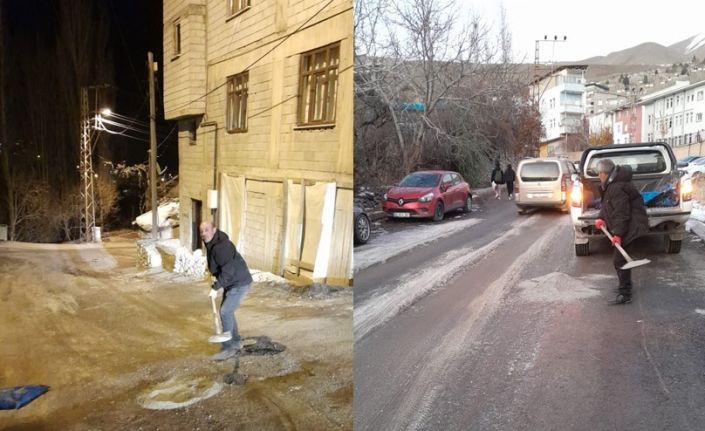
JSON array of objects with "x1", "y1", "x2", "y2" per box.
[
  {"x1": 528, "y1": 193, "x2": 551, "y2": 199},
  {"x1": 392, "y1": 212, "x2": 410, "y2": 218}
]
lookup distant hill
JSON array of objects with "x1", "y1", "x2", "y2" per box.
[{"x1": 578, "y1": 34, "x2": 705, "y2": 65}]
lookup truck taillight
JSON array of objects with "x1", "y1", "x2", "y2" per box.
[
  {"x1": 571, "y1": 182, "x2": 582, "y2": 208},
  {"x1": 682, "y1": 177, "x2": 693, "y2": 201},
  {"x1": 561, "y1": 176, "x2": 567, "y2": 192}
]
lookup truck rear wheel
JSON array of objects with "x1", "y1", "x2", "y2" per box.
[
  {"x1": 575, "y1": 243, "x2": 589, "y2": 256},
  {"x1": 665, "y1": 236, "x2": 682, "y2": 254}
]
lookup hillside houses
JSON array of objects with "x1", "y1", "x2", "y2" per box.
[{"x1": 532, "y1": 64, "x2": 705, "y2": 158}]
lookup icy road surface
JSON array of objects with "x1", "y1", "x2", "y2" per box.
[{"x1": 354, "y1": 194, "x2": 705, "y2": 431}]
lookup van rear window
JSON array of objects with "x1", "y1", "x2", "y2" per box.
[
  {"x1": 520, "y1": 162, "x2": 560, "y2": 182},
  {"x1": 585, "y1": 151, "x2": 667, "y2": 176}
]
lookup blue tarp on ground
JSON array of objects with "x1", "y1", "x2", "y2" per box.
[{"x1": 0, "y1": 385, "x2": 49, "y2": 410}]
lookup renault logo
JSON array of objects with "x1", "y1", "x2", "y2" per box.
[{"x1": 398, "y1": 198, "x2": 404, "y2": 206}]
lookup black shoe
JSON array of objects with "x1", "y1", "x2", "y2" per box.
[{"x1": 611, "y1": 293, "x2": 632, "y2": 305}]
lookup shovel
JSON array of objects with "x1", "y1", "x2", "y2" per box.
[
  {"x1": 208, "y1": 295, "x2": 232, "y2": 343},
  {"x1": 599, "y1": 226, "x2": 651, "y2": 270}
]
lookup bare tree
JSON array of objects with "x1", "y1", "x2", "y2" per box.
[{"x1": 355, "y1": 0, "x2": 535, "y2": 187}]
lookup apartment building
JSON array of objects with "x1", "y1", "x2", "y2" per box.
[
  {"x1": 162, "y1": 0, "x2": 354, "y2": 285},
  {"x1": 531, "y1": 65, "x2": 588, "y2": 156},
  {"x1": 613, "y1": 104, "x2": 642, "y2": 144},
  {"x1": 641, "y1": 80, "x2": 705, "y2": 152}
]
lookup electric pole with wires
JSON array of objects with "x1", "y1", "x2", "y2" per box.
[
  {"x1": 79, "y1": 86, "x2": 96, "y2": 242},
  {"x1": 148, "y1": 51, "x2": 159, "y2": 239}
]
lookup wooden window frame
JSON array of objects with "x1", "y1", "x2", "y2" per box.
[
  {"x1": 227, "y1": 0, "x2": 251, "y2": 20},
  {"x1": 297, "y1": 42, "x2": 340, "y2": 127},
  {"x1": 226, "y1": 72, "x2": 249, "y2": 134},
  {"x1": 172, "y1": 18, "x2": 182, "y2": 60}
]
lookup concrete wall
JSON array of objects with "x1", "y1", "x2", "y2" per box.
[{"x1": 163, "y1": 1, "x2": 207, "y2": 119}]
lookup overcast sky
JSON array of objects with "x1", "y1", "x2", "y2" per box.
[{"x1": 464, "y1": 0, "x2": 704, "y2": 63}]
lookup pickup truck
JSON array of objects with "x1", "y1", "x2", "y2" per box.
[{"x1": 570, "y1": 142, "x2": 694, "y2": 256}]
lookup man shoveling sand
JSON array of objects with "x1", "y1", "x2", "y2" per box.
[{"x1": 200, "y1": 220, "x2": 253, "y2": 361}]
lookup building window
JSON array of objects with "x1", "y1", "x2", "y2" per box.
[
  {"x1": 697, "y1": 113, "x2": 703, "y2": 123},
  {"x1": 648, "y1": 114, "x2": 651, "y2": 125},
  {"x1": 698, "y1": 91, "x2": 704, "y2": 101},
  {"x1": 173, "y1": 18, "x2": 182, "y2": 58},
  {"x1": 298, "y1": 43, "x2": 340, "y2": 126},
  {"x1": 227, "y1": 0, "x2": 251, "y2": 18},
  {"x1": 226, "y1": 72, "x2": 248, "y2": 133}
]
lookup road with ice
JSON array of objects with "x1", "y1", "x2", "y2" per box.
[{"x1": 354, "y1": 194, "x2": 705, "y2": 431}]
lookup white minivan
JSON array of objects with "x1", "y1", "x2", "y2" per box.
[{"x1": 515, "y1": 157, "x2": 577, "y2": 214}]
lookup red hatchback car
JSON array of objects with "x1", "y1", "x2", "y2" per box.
[{"x1": 383, "y1": 171, "x2": 472, "y2": 221}]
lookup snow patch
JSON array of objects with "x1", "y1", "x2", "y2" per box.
[
  {"x1": 354, "y1": 216, "x2": 537, "y2": 340},
  {"x1": 517, "y1": 272, "x2": 601, "y2": 303},
  {"x1": 134, "y1": 199, "x2": 180, "y2": 233},
  {"x1": 691, "y1": 201, "x2": 705, "y2": 223},
  {"x1": 354, "y1": 217, "x2": 484, "y2": 271},
  {"x1": 685, "y1": 33, "x2": 705, "y2": 54},
  {"x1": 173, "y1": 247, "x2": 207, "y2": 279}
]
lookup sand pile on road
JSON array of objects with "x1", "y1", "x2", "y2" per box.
[{"x1": 517, "y1": 272, "x2": 601, "y2": 303}]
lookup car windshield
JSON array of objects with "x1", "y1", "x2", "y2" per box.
[
  {"x1": 520, "y1": 162, "x2": 560, "y2": 182},
  {"x1": 399, "y1": 173, "x2": 440, "y2": 188},
  {"x1": 586, "y1": 151, "x2": 667, "y2": 176},
  {"x1": 693, "y1": 157, "x2": 705, "y2": 165}
]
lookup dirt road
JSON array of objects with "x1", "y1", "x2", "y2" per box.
[{"x1": 1, "y1": 239, "x2": 352, "y2": 430}]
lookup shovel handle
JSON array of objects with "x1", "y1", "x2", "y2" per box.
[
  {"x1": 210, "y1": 294, "x2": 219, "y2": 314},
  {"x1": 599, "y1": 226, "x2": 633, "y2": 263}
]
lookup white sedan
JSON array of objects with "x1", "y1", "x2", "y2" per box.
[{"x1": 683, "y1": 156, "x2": 705, "y2": 178}]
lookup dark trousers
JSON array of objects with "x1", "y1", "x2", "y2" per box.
[
  {"x1": 506, "y1": 181, "x2": 514, "y2": 196},
  {"x1": 613, "y1": 241, "x2": 635, "y2": 295}
]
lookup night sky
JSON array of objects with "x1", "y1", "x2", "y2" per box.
[{"x1": 4, "y1": 0, "x2": 178, "y2": 174}]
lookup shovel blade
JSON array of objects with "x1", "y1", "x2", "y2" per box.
[
  {"x1": 621, "y1": 259, "x2": 650, "y2": 270},
  {"x1": 208, "y1": 331, "x2": 233, "y2": 343}
]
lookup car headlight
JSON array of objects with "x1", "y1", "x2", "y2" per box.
[{"x1": 418, "y1": 192, "x2": 434, "y2": 203}]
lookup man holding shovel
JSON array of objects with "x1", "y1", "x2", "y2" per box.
[
  {"x1": 200, "y1": 220, "x2": 253, "y2": 361},
  {"x1": 594, "y1": 159, "x2": 649, "y2": 304}
]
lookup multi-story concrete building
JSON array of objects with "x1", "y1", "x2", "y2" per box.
[
  {"x1": 532, "y1": 65, "x2": 588, "y2": 156},
  {"x1": 584, "y1": 82, "x2": 628, "y2": 116},
  {"x1": 613, "y1": 104, "x2": 642, "y2": 144},
  {"x1": 641, "y1": 80, "x2": 705, "y2": 153},
  {"x1": 162, "y1": 0, "x2": 353, "y2": 285}
]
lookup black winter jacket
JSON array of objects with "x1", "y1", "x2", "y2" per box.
[
  {"x1": 598, "y1": 165, "x2": 649, "y2": 245},
  {"x1": 205, "y1": 230, "x2": 253, "y2": 290},
  {"x1": 491, "y1": 167, "x2": 505, "y2": 184},
  {"x1": 504, "y1": 167, "x2": 516, "y2": 183}
]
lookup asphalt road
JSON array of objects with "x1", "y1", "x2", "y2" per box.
[{"x1": 354, "y1": 195, "x2": 705, "y2": 431}]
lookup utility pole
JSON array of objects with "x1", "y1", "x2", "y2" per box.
[
  {"x1": 148, "y1": 52, "x2": 159, "y2": 239},
  {"x1": 79, "y1": 87, "x2": 96, "y2": 242}
]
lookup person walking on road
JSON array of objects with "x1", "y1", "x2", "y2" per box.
[
  {"x1": 200, "y1": 220, "x2": 254, "y2": 361},
  {"x1": 504, "y1": 163, "x2": 516, "y2": 200},
  {"x1": 491, "y1": 160, "x2": 505, "y2": 199},
  {"x1": 594, "y1": 159, "x2": 648, "y2": 305}
]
